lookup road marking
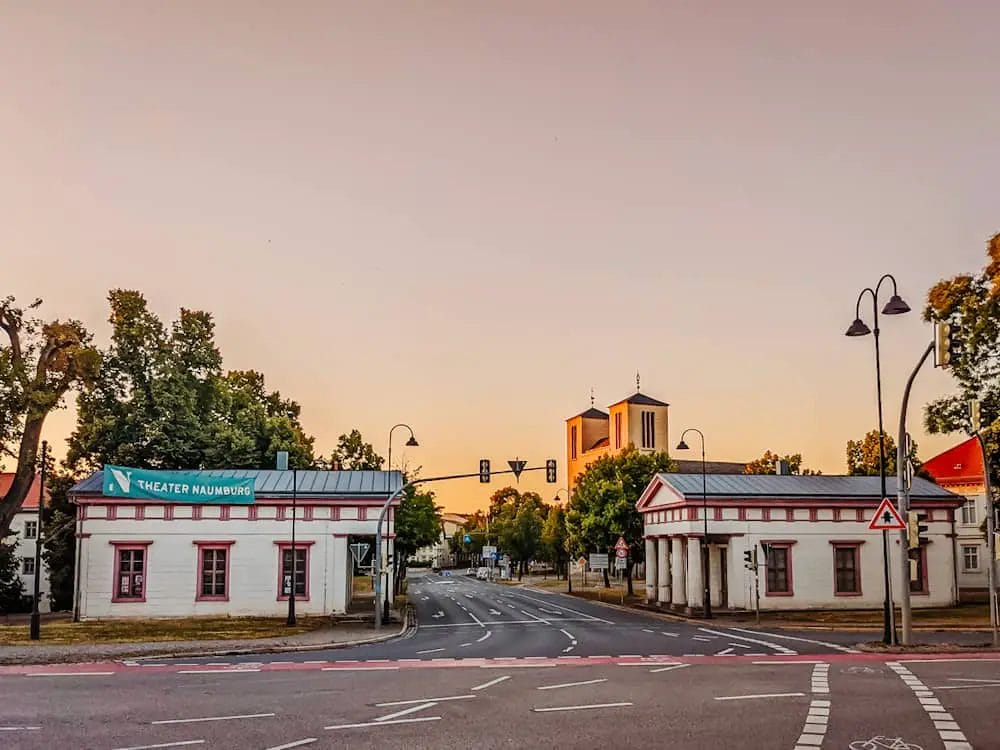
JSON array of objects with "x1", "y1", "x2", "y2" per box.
[
  {"x1": 0, "y1": 727, "x2": 41, "y2": 731},
  {"x1": 471, "y1": 675, "x2": 510, "y2": 691},
  {"x1": 325, "y1": 717, "x2": 441, "y2": 730},
  {"x1": 417, "y1": 648, "x2": 446, "y2": 655},
  {"x1": 532, "y1": 702, "x2": 632, "y2": 713},
  {"x1": 899, "y1": 657, "x2": 1000, "y2": 664},
  {"x1": 27, "y1": 671, "x2": 115, "y2": 677},
  {"x1": 511, "y1": 591, "x2": 613, "y2": 624},
  {"x1": 538, "y1": 608, "x2": 563, "y2": 615},
  {"x1": 537, "y1": 678, "x2": 608, "y2": 691},
  {"x1": 476, "y1": 630, "x2": 492, "y2": 643},
  {"x1": 888, "y1": 661, "x2": 972, "y2": 749},
  {"x1": 562, "y1": 646, "x2": 575, "y2": 653},
  {"x1": 714, "y1": 693, "x2": 806, "y2": 701},
  {"x1": 322, "y1": 666, "x2": 399, "y2": 671},
  {"x1": 792, "y1": 665, "x2": 832, "y2": 749},
  {"x1": 715, "y1": 648, "x2": 735, "y2": 656},
  {"x1": 375, "y1": 695, "x2": 475, "y2": 707},
  {"x1": 660, "y1": 631, "x2": 679, "y2": 637},
  {"x1": 727, "y1": 626, "x2": 859, "y2": 654},
  {"x1": 559, "y1": 629, "x2": 575, "y2": 640},
  {"x1": 459, "y1": 642, "x2": 473, "y2": 647},
  {"x1": 752, "y1": 660, "x2": 826, "y2": 665},
  {"x1": 729, "y1": 643, "x2": 751, "y2": 649},
  {"x1": 263, "y1": 740, "x2": 317, "y2": 750},
  {"x1": 467, "y1": 610, "x2": 486, "y2": 628},
  {"x1": 699, "y1": 628, "x2": 796, "y2": 655},
  {"x1": 176, "y1": 669, "x2": 261, "y2": 675},
  {"x1": 375, "y1": 702, "x2": 438, "y2": 721},
  {"x1": 642, "y1": 629, "x2": 654, "y2": 633},
  {"x1": 480, "y1": 663, "x2": 556, "y2": 669},
  {"x1": 649, "y1": 664, "x2": 690, "y2": 674},
  {"x1": 691, "y1": 636, "x2": 715, "y2": 642},
  {"x1": 112, "y1": 742, "x2": 206, "y2": 750},
  {"x1": 152, "y1": 713, "x2": 275, "y2": 725},
  {"x1": 521, "y1": 609, "x2": 550, "y2": 625},
  {"x1": 947, "y1": 677, "x2": 1000, "y2": 683}
]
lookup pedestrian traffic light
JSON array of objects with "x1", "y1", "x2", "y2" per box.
[
  {"x1": 479, "y1": 459, "x2": 490, "y2": 483},
  {"x1": 743, "y1": 550, "x2": 753, "y2": 569},
  {"x1": 907, "y1": 510, "x2": 928, "y2": 556},
  {"x1": 545, "y1": 459, "x2": 557, "y2": 483},
  {"x1": 936, "y1": 320, "x2": 963, "y2": 368}
]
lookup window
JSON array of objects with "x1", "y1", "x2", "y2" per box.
[
  {"x1": 196, "y1": 544, "x2": 232, "y2": 601},
  {"x1": 765, "y1": 545, "x2": 792, "y2": 595},
  {"x1": 962, "y1": 545, "x2": 980, "y2": 572},
  {"x1": 276, "y1": 542, "x2": 311, "y2": 600},
  {"x1": 833, "y1": 544, "x2": 861, "y2": 595},
  {"x1": 640, "y1": 411, "x2": 655, "y2": 449},
  {"x1": 960, "y1": 499, "x2": 978, "y2": 525},
  {"x1": 23, "y1": 520, "x2": 37, "y2": 540},
  {"x1": 21, "y1": 557, "x2": 35, "y2": 575},
  {"x1": 112, "y1": 544, "x2": 150, "y2": 602},
  {"x1": 571, "y1": 425, "x2": 578, "y2": 460},
  {"x1": 614, "y1": 413, "x2": 622, "y2": 449},
  {"x1": 909, "y1": 546, "x2": 928, "y2": 594}
]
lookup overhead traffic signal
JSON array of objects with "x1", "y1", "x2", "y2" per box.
[
  {"x1": 479, "y1": 459, "x2": 491, "y2": 483},
  {"x1": 936, "y1": 320, "x2": 963, "y2": 368},
  {"x1": 907, "y1": 510, "x2": 928, "y2": 557},
  {"x1": 545, "y1": 459, "x2": 557, "y2": 483}
]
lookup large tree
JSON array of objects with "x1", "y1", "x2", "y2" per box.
[
  {"x1": 744, "y1": 450, "x2": 804, "y2": 475},
  {"x1": 0, "y1": 296, "x2": 99, "y2": 537},
  {"x1": 846, "y1": 430, "x2": 899, "y2": 476},
  {"x1": 0, "y1": 537, "x2": 28, "y2": 613},
  {"x1": 565, "y1": 446, "x2": 676, "y2": 592},
  {"x1": 329, "y1": 429, "x2": 383, "y2": 471},
  {"x1": 393, "y1": 486, "x2": 442, "y2": 586},
  {"x1": 541, "y1": 504, "x2": 570, "y2": 578},
  {"x1": 924, "y1": 232, "x2": 1000, "y2": 488}
]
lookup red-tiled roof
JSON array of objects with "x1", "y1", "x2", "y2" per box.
[
  {"x1": 0, "y1": 472, "x2": 50, "y2": 510},
  {"x1": 922, "y1": 437, "x2": 985, "y2": 488}
]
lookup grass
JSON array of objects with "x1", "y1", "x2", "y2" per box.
[{"x1": 0, "y1": 616, "x2": 327, "y2": 646}]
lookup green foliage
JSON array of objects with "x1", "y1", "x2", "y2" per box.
[
  {"x1": 924, "y1": 233, "x2": 1000, "y2": 488},
  {"x1": 66, "y1": 290, "x2": 315, "y2": 473},
  {"x1": 329, "y1": 429, "x2": 384, "y2": 471},
  {"x1": 541, "y1": 505, "x2": 570, "y2": 577},
  {"x1": 394, "y1": 487, "x2": 442, "y2": 558},
  {"x1": 846, "y1": 430, "x2": 897, "y2": 476},
  {"x1": 744, "y1": 450, "x2": 803, "y2": 475},
  {"x1": 41, "y1": 472, "x2": 77, "y2": 610},
  {"x1": 565, "y1": 446, "x2": 676, "y2": 588},
  {"x1": 0, "y1": 537, "x2": 28, "y2": 613}
]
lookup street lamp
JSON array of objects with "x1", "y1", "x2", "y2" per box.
[
  {"x1": 677, "y1": 428, "x2": 711, "y2": 619},
  {"x1": 383, "y1": 424, "x2": 419, "y2": 621},
  {"x1": 846, "y1": 274, "x2": 911, "y2": 645}
]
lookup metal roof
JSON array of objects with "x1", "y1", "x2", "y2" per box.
[
  {"x1": 572, "y1": 407, "x2": 609, "y2": 420},
  {"x1": 609, "y1": 392, "x2": 669, "y2": 408},
  {"x1": 70, "y1": 469, "x2": 404, "y2": 497},
  {"x1": 655, "y1": 473, "x2": 959, "y2": 500}
]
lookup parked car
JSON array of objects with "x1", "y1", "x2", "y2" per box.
[
  {"x1": 476, "y1": 567, "x2": 490, "y2": 580},
  {"x1": 465, "y1": 567, "x2": 476, "y2": 576}
]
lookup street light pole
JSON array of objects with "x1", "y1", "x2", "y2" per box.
[
  {"x1": 846, "y1": 274, "x2": 911, "y2": 645},
  {"x1": 287, "y1": 465, "x2": 297, "y2": 626},
  {"x1": 678, "y1": 428, "x2": 711, "y2": 619},
  {"x1": 381, "y1": 424, "x2": 419, "y2": 624},
  {"x1": 29, "y1": 441, "x2": 48, "y2": 641}
]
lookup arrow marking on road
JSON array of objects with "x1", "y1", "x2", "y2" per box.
[
  {"x1": 476, "y1": 630, "x2": 492, "y2": 643},
  {"x1": 432, "y1": 611, "x2": 444, "y2": 619}
]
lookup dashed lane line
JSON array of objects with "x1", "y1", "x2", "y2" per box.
[
  {"x1": 151, "y1": 713, "x2": 275, "y2": 725},
  {"x1": 537, "y1": 678, "x2": 608, "y2": 691},
  {"x1": 888, "y1": 661, "x2": 973, "y2": 750},
  {"x1": 325, "y1": 717, "x2": 441, "y2": 730},
  {"x1": 176, "y1": 669, "x2": 261, "y2": 675},
  {"x1": 26, "y1": 671, "x2": 115, "y2": 677},
  {"x1": 714, "y1": 693, "x2": 806, "y2": 701},
  {"x1": 792, "y1": 663, "x2": 831, "y2": 750},
  {"x1": 471, "y1": 675, "x2": 510, "y2": 691},
  {"x1": 0, "y1": 727, "x2": 41, "y2": 732},
  {"x1": 375, "y1": 702, "x2": 438, "y2": 722},
  {"x1": 532, "y1": 702, "x2": 632, "y2": 713},
  {"x1": 506, "y1": 590, "x2": 614, "y2": 625},
  {"x1": 417, "y1": 648, "x2": 446, "y2": 655},
  {"x1": 375, "y1": 695, "x2": 475, "y2": 707},
  {"x1": 649, "y1": 664, "x2": 689, "y2": 674},
  {"x1": 263, "y1": 740, "x2": 317, "y2": 750},
  {"x1": 112, "y1": 742, "x2": 206, "y2": 750}
]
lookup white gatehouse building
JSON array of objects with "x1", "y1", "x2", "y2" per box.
[
  {"x1": 69, "y1": 467, "x2": 402, "y2": 619},
  {"x1": 639, "y1": 473, "x2": 964, "y2": 612}
]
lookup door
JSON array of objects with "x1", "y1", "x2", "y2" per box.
[{"x1": 719, "y1": 546, "x2": 728, "y2": 609}]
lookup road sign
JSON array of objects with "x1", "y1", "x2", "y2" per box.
[
  {"x1": 614, "y1": 555, "x2": 627, "y2": 569},
  {"x1": 615, "y1": 547, "x2": 628, "y2": 559},
  {"x1": 868, "y1": 497, "x2": 906, "y2": 531},
  {"x1": 349, "y1": 542, "x2": 370, "y2": 565},
  {"x1": 508, "y1": 459, "x2": 527, "y2": 479},
  {"x1": 464, "y1": 533, "x2": 472, "y2": 544},
  {"x1": 577, "y1": 556, "x2": 587, "y2": 569},
  {"x1": 589, "y1": 553, "x2": 609, "y2": 570},
  {"x1": 482, "y1": 545, "x2": 497, "y2": 557},
  {"x1": 614, "y1": 536, "x2": 628, "y2": 552}
]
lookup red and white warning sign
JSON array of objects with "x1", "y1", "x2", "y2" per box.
[
  {"x1": 614, "y1": 536, "x2": 629, "y2": 558},
  {"x1": 868, "y1": 497, "x2": 906, "y2": 531}
]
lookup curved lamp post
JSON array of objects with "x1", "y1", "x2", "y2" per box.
[
  {"x1": 380, "y1": 424, "x2": 419, "y2": 623},
  {"x1": 677, "y1": 428, "x2": 711, "y2": 619},
  {"x1": 846, "y1": 274, "x2": 910, "y2": 645}
]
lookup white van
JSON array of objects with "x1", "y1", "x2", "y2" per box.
[{"x1": 476, "y1": 567, "x2": 490, "y2": 580}]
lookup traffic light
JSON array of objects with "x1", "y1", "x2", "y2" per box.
[
  {"x1": 970, "y1": 399, "x2": 982, "y2": 433},
  {"x1": 479, "y1": 459, "x2": 490, "y2": 483},
  {"x1": 743, "y1": 550, "x2": 753, "y2": 569},
  {"x1": 907, "y1": 510, "x2": 928, "y2": 557},
  {"x1": 936, "y1": 320, "x2": 963, "y2": 368},
  {"x1": 545, "y1": 459, "x2": 557, "y2": 483}
]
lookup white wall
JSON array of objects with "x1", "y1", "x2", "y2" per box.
[{"x1": 9, "y1": 510, "x2": 50, "y2": 612}]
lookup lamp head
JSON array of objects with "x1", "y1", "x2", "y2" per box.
[
  {"x1": 676, "y1": 439, "x2": 690, "y2": 451},
  {"x1": 405, "y1": 436, "x2": 419, "y2": 447},
  {"x1": 845, "y1": 318, "x2": 872, "y2": 337},
  {"x1": 882, "y1": 294, "x2": 911, "y2": 315}
]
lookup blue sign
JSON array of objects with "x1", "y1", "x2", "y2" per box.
[
  {"x1": 103, "y1": 465, "x2": 255, "y2": 504},
  {"x1": 463, "y1": 534, "x2": 472, "y2": 544}
]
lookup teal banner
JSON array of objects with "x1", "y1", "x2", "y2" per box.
[{"x1": 103, "y1": 465, "x2": 255, "y2": 504}]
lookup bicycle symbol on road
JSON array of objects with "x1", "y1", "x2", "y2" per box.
[{"x1": 849, "y1": 737, "x2": 924, "y2": 750}]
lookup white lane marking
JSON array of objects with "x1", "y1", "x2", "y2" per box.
[
  {"x1": 888, "y1": 661, "x2": 973, "y2": 748},
  {"x1": 521, "y1": 609, "x2": 550, "y2": 625},
  {"x1": 325, "y1": 717, "x2": 441, "y2": 730},
  {"x1": 538, "y1": 608, "x2": 563, "y2": 615},
  {"x1": 752, "y1": 661, "x2": 826, "y2": 665},
  {"x1": 562, "y1": 646, "x2": 575, "y2": 653},
  {"x1": 509, "y1": 590, "x2": 613, "y2": 624},
  {"x1": 660, "y1": 631, "x2": 679, "y2": 637},
  {"x1": 175, "y1": 669, "x2": 260, "y2": 675},
  {"x1": 691, "y1": 636, "x2": 715, "y2": 642},
  {"x1": 375, "y1": 695, "x2": 475, "y2": 707},
  {"x1": 650, "y1": 664, "x2": 690, "y2": 674},
  {"x1": 559, "y1": 629, "x2": 575, "y2": 640},
  {"x1": 263, "y1": 740, "x2": 317, "y2": 750},
  {"x1": 714, "y1": 693, "x2": 807, "y2": 701},
  {"x1": 642, "y1": 629, "x2": 654, "y2": 633},
  {"x1": 793, "y1": 665, "x2": 832, "y2": 748},
  {"x1": 0, "y1": 727, "x2": 42, "y2": 731},
  {"x1": 480, "y1": 663, "x2": 556, "y2": 669},
  {"x1": 459, "y1": 642, "x2": 474, "y2": 647},
  {"x1": 112, "y1": 742, "x2": 206, "y2": 750},
  {"x1": 899, "y1": 657, "x2": 1000, "y2": 664},
  {"x1": 471, "y1": 675, "x2": 510, "y2": 691},
  {"x1": 476, "y1": 630, "x2": 492, "y2": 643},
  {"x1": 727, "y1": 626, "x2": 859, "y2": 654},
  {"x1": 27, "y1": 671, "x2": 115, "y2": 677},
  {"x1": 699, "y1": 628, "x2": 796, "y2": 655},
  {"x1": 375, "y1": 702, "x2": 438, "y2": 722},
  {"x1": 537, "y1": 678, "x2": 607, "y2": 691},
  {"x1": 152, "y1": 713, "x2": 275, "y2": 725},
  {"x1": 947, "y1": 677, "x2": 1000, "y2": 683},
  {"x1": 468, "y1": 610, "x2": 485, "y2": 628},
  {"x1": 417, "y1": 648, "x2": 446, "y2": 655},
  {"x1": 715, "y1": 648, "x2": 735, "y2": 656},
  {"x1": 419, "y1": 617, "x2": 596, "y2": 628},
  {"x1": 729, "y1": 643, "x2": 751, "y2": 649},
  {"x1": 322, "y1": 666, "x2": 399, "y2": 671},
  {"x1": 532, "y1": 702, "x2": 632, "y2": 713}
]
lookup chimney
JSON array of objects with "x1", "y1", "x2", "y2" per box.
[{"x1": 776, "y1": 460, "x2": 790, "y2": 476}]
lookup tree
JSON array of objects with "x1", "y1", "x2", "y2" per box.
[
  {"x1": 846, "y1": 430, "x2": 898, "y2": 476},
  {"x1": 541, "y1": 505, "x2": 570, "y2": 578},
  {"x1": 496, "y1": 501, "x2": 544, "y2": 580},
  {"x1": 329, "y1": 429, "x2": 383, "y2": 471},
  {"x1": 924, "y1": 233, "x2": 1000, "y2": 489},
  {"x1": 0, "y1": 296, "x2": 99, "y2": 538},
  {"x1": 41, "y1": 472, "x2": 77, "y2": 611},
  {"x1": 744, "y1": 451, "x2": 803, "y2": 475},
  {"x1": 393, "y1": 486, "x2": 442, "y2": 587},
  {"x1": 0, "y1": 537, "x2": 28, "y2": 613},
  {"x1": 565, "y1": 446, "x2": 676, "y2": 592}
]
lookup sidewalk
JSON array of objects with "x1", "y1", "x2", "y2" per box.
[{"x1": 0, "y1": 613, "x2": 410, "y2": 666}]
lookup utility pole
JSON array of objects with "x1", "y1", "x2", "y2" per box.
[
  {"x1": 972, "y1": 412, "x2": 999, "y2": 647},
  {"x1": 753, "y1": 546, "x2": 761, "y2": 627},
  {"x1": 29, "y1": 441, "x2": 48, "y2": 641}
]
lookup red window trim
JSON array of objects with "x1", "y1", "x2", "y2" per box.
[
  {"x1": 106, "y1": 505, "x2": 118, "y2": 520},
  {"x1": 303, "y1": 506, "x2": 314, "y2": 521},
  {"x1": 809, "y1": 508, "x2": 818, "y2": 522},
  {"x1": 110, "y1": 541, "x2": 152, "y2": 603},
  {"x1": 219, "y1": 506, "x2": 231, "y2": 521},
  {"x1": 135, "y1": 505, "x2": 145, "y2": 521},
  {"x1": 194, "y1": 541, "x2": 235, "y2": 602},
  {"x1": 761, "y1": 508, "x2": 771, "y2": 522},
  {"x1": 830, "y1": 541, "x2": 864, "y2": 597},
  {"x1": 248, "y1": 505, "x2": 258, "y2": 521},
  {"x1": 713, "y1": 507, "x2": 723, "y2": 521},
  {"x1": 785, "y1": 508, "x2": 795, "y2": 522},
  {"x1": 833, "y1": 508, "x2": 842, "y2": 523},
  {"x1": 738, "y1": 507, "x2": 747, "y2": 522},
  {"x1": 274, "y1": 541, "x2": 315, "y2": 602},
  {"x1": 763, "y1": 541, "x2": 795, "y2": 597},
  {"x1": 192, "y1": 505, "x2": 203, "y2": 521},
  {"x1": 164, "y1": 504, "x2": 175, "y2": 521}
]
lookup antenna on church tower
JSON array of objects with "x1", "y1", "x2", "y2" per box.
[
  {"x1": 590, "y1": 387, "x2": 595, "y2": 407},
  {"x1": 636, "y1": 371, "x2": 641, "y2": 392}
]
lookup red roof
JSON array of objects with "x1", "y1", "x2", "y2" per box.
[
  {"x1": 922, "y1": 437, "x2": 985, "y2": 488},
  {"x1": 0, "y1": 472, "x2": 49, "y2": 510}
]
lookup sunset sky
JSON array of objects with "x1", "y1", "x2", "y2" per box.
[{"x1": 3, "y1": 2, "x2": 998, "y2": 513}]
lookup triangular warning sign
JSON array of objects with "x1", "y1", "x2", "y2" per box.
[
  {"x1": 868, "y1": 497, "x2": 906, "y2": 531},
  {"x1": 508, "y1": 459, "x2": 527, "y2": 479}
]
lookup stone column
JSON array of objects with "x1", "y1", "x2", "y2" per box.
[
  {"x1": 709, "y1": 544, "x2": 723, "y2": 608},
  {"x1": 657, "y1": 537, "x2": 671, "y2": 605},
  {"x1": 331, "y1": 535, "x2": 349, "y2": 614},
  {"x1": 671, "y1": 536, "x2": 686, "y2": 607},
  {"x1": 687, "y1": 537, "x2": 704, "y2": 610},
  {"x1": 645, "y1": 538, "x2": 657, "y2": 603}
]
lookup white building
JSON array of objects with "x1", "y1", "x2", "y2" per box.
[
  {"x1": 70, "y1": 468, "x2": 402, "y2": 619},
  {"x1": 2, "y1": 473, "x2": 51, "y2": 613},
  {"x1": 639, "y1": 473, "x2": 964, "y2": 612},
  {"x1": 413, "y1": 513, "x2": 467, "y2": 568}
]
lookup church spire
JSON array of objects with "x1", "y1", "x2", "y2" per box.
[{"x1": 636, "y1": 371, "x2": 641, "y2": 392}]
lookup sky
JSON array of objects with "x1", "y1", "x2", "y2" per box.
[{"x1": 2, "y1": 2, "x2": 998, "y2": 513}]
